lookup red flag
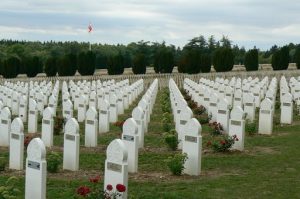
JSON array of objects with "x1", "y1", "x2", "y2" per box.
[{"x1": 88, "y1": 23, "x2": 93, "y2": 33}]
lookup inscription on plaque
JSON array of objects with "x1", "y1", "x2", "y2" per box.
[
  {"x1": 66, "y1": 134, "x2": 75, "y2": 141},
  {"x1": 123, "y1": 135, "x2": 134, "y2": 141},
  {"x1": 79, "y1": 104, "x2": 84, "y2": 108},
  {"x1": 209, "y1": 103, "x2": 217, "y2": 107},
  {"x1": 49, "y1": 104, "x2": 54, "y2": 108},
  {"x1": 90, "y1": 99, "x2": 94, "y2": 102},
  {"x1": 254, "y1": 93, "x2": 259, "y2": 96},
  {"x1": 218, "y1": 110, "x2": 226, "y2": 114},
  {"x1": 29, "y1": 110, "x2": 35, "y2": 114},
  {"x1": 13, "y1": 100, "x2": 17, "y2": 103},
  {"x1": 1, "y1": 120, "x2": 8, "y2": 124},
  {"x1": 231, "y1": 120, "x2": 241, "y2": 126},
  {"x1": 43, "y1": 120, "x2": 50, "y2": 125},
  {"x1": 283, "y1": 103, "x2": 291, "y2": 107},
  {"x1": 180, "y1": 120, "x2": 187, "y2": 125},
  {"x1": 234, "y1": 98, "x2": 241, "y2": 101},
  {"x1": 86, "y1": 120, "x2": 94, "y2": 125},
  {"x1": 204, "y1": 98, "x2": 209, "y2": 101},
  {"x1": 185, "y1": 135, "x2": 197, "y2": 143},
  {"x1": 28, "y1": 161, "x2": 40, "y2": 170},
  {"x1": 245, "y1": 103, "x2": 253, "y2": 106},
  {"x1": 110, "y1": 104, "x2": 116, "y2": 108},
  {"x1": 100, "y1": 110, "x2": 107, "y2": 114},
  {"x1": 11, "y1": 133, "x2": 19, "y2": 140},
  {"x1": 261, "y1": 110, "x2": 271, "y2": 114},
  {"x1": 107, "y1": 162, "x2": 122, "y2": 172},
  {"x1": 225, "y1": 94, "x2": 231, "y2": 96},
  {"x1": 64, "y1": 111, "x2": 70, "y2": 115}
]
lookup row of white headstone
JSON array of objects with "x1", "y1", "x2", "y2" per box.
[
  {"x1": 104, "y1": 79, "x2": 159, "y2": 199},
  {"x1": 169, "y1": 78, "x2": 202, "y2": 176}
]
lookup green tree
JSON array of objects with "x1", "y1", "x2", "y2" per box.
[
  {"x1": 294, "y1": 47, "x2": 300, "y2": 69},
  {"x1": 107, "y1": 52, "x2": 124, "y2": 75},
  {"x1": 132, "y1": 53, "x2": 147, "y2": 74},
  {"x1": 25, "y1": 56, "x2": 43, "y2": 77},
  {"x1": 57, "y1": 55, "x2": 71, "y2": 76},
  {"x1": 200, "y1": 53, "x2": 211, "y2": 73},
  {"x1": 3, "y1": 56, "x2": 21, "y2": 78},
  {"x1": 44, "y1": 57, "x2": 57, "y2": 77},
  {"x1": 271, "y1": 46, "x2": 289, "y2": 70},
  {"x1": 154, "y1": 46, "x2": 174, "y2": 73},
  {"x1": 244, "y1": 49, "x2": 259, "y2": 71},
  {"x1": 213, "y1": 48, "x2": 234, "y2": 72}
]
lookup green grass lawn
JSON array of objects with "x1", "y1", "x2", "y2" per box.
[{"x1": 1, "y1": 88, "x2": 300, "y2": 199}]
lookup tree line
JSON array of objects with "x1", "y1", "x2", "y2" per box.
[{"x1": 0, "y1": 36, "x2": 300, "y2": 78}]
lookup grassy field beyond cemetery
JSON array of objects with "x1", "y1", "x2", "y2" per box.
[{"x1": 1, "y1": 89, "x2": 300, "y2": 199}]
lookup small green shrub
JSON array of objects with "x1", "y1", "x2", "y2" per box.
[
  {"x1": 164, "y1": 129, "x2": 178, "y2": 150},
  {"x1": 166, "y1": 153, "x2": 188, "y2": 175},
  {"x1": 193, "y1": 105, "x2": 206, "y2": 115},
  {"x1": 209, "y1": 122, "x2": 224, "y2": 136},
  {"x1": 47, "y1": 152, "x2": 62, "y2": 173},
  {"x1": 162, "y1": 113, "x2": 172, "y2": 123},
  {"x1": 0, "y1": 157, "x2": 7, "y2": 171},
  {"x1": 245, "y1": 121, "x2": 257, "y2": 136},
  {"x1": 196, "y1": 115, "x2": 209, "y2": 124},
  {"x1": 0, "y1": 176, "x2": 20, "y2": 198}
]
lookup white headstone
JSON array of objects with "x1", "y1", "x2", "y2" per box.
[
  {"x1": 104, "y1": 139, "x2": 128, "y2": 199},
  {"x1": 109, "y1": 93, "x2": 118, "y2": 123},
  {"x1": 19, "y1": 95, "x2": 28, "y2": 123},
  {"x1": 182, "y1": 118, "x2": 202, "y2": 176},
  {"x1": 280, "y1": 93, "x2": 293, "y2": 124},
  {"x1": 41, "y1": 107, "x2": 54, "y2": 147},
  {"x1": 229, "y1": 106, "x2": 245, "y2": 151},
  {"x1": 258, "y1": 98, "x2": 273, "y2": 135},
  {"x1": 132, "y1": 107, "x2": 145, "y2": 148},
  {"x1": 85, "y1": 107, "x2": 98, "y2": 147},
  {"x1": 216, "y1": 98, "x2": 230, "y2": 133},
  {"x1": 25, "y1": 138, "x2": 46, "y2": 199},
  {"x1": 0, "y1": 107, "x2": 11, "y2": 146},
  {"x1": 122, "y1": 118, "x2": 139, "y2": 173},
  {"x1": 28, "y1": 98, "x2": 38, "y2": 133},
  {"x1": 9, "y1": 118, "x2": 24, "y2": 170},
  {"x1": 63, "y1": 118, "x2": 80, "y2": 171},
  {"x1": 78, "y1": 95, "x2": 87, "y2": 122},
  {"x1": 99, "y1": 99, "x2": 110, "y2": 133}
]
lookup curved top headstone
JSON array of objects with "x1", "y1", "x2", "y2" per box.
[
  {"x1": 43, "y1": 107, "x2": 53, "y2": 119},
  {"x1": 65, "y1": 118, "x2": 79, "y2": 134},
  {"x1": 106, "y1": 139, "x2": 128, "y2": 163},
  {"x1": 0, "y1": 107, "x2": 11, "y2": 119},
  {"x1": 86, "y1": 106, "x2": 97, "y2": 119},
  {"x1": 132, "y1": 107, "x2": 144, "y2": 120},
  {"x1": 260, "y1": 98, "x2": 273, "y2": 110},
  {"x1": 184, "y1": 118, "x2": 202, "y2": 136},
  {"x1": 27, "y1": 138, "x2": 46, "y2": 161},
  {"x1": 230, "y1": 106, "x2": 245, "y2": 120},
  {"x1": 122, "y1": 118, "x2": 138, "y2": 135},
  {"x1": 11, "y1": 117, "x2": 24, "y2": 133}
]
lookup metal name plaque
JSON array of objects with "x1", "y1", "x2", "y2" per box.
[
  {"x1": 123, "y1": 135, "x2": 134, "y2": 141},
  {"x1": 64, "y1": 111, "x2": 70, "y2": 115},
  {"x1": 234, "y1": 98, "x2": 241, "y2": 101},
  {"x1": 177, "y1": 110, "x2": 181, "y2": 114},
  {"x1": 180, "y1": 120, "x2": 187, "y2": 125},
  {"x1": 225, "y1": 94, "x2": 231, "y2": 96},
  {"x1": 204, "y1": 98, "x2": 209, "y2": 101},
  {"x1": 20, "y1": 104, "x2": 25, "y2": 108},
  {"x1": 218, "y1": 110, "x2": 226, "y2": 114},
  {"x1": 209, "y1": 103, "x2": 217, "y2": 107},
  {"x1": 90, "y1": 99, "x2": 95, "y2": 102},
  {"x1": 66, "y1": 134, "x2": 75, "y2": 141},
  {"x1": 75, "y1": 95, "x2": 79, "y2": 98},
  {"x1": 254, "y1": 93, "x2": 259, "y2": 96},
  {"x1": 79, "y1": 104, "x2": 84, "y2": 108},
  {"x1": 86, "y1": 120, "x2": 94, "y2": 125},
  {"x1": 11, "y1": 133, "x2": 19, "y2": 140},
  {"x1": 219, "y1": 91, "x2": 224, "y2": 93},
  {"x1": 13, "y1": 100, "x2": 17, "y2": 103},
  {"x1": 199, "y1": 94, "x2": 204, "y2": 97},
  {"x1": 118, "y1": 99, "x2": 122, "y2": 102},
  {"x1": 283, "y1": 103, "x2": 291, "y2": 107},
  {"x1": 1, "y1": 120, "x2": 8, "y2": 124},
  {"x1": 110, "y1": 104, "x2": 116, "y2": 108},
  {"x1": 231, "y1": 120, "x2": 241, "y2": 126},
  {"x1": 29, "y1": 110, "x2": 35, "y2": 114},
  {"x1": 43, "y1": 120, "x2": 50, "y2": 125},
  {"x1": 185, "y1": 135, "x2": 197, "y2": 143},
  {"x1": 261, "y1": 110, "x2": 271, "y2": 114},
  {"x1": 245, "y1": 103, "x2": 253, "y2": 106},
  {"x1": 107, "y1": 162, "x2": 122, "y2": 173},
  {"x1": 28, "y1": 160, "x2": 40, "y2": 170},
  {"x1": 100, "y1": 110, "x2": 107, "y2": 114},
  {"x1": 49, "y1": 104, "x2": 54, "y2": 108},
  {"x1": 136, "y1": 120, "x2": 141, "y2": 125}
]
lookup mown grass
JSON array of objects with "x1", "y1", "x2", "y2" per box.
[{"x1": 1, "y1": 88, "x2": 300, "y2": 198}]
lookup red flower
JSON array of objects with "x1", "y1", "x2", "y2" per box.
[
  {"x1": 220, "y1": 140, "x2": 226, "y2": 145},
  {"x1": 116, "y1": 184, "x2": 126, "y2": 193},
  {"x1": 206, "y1": 141, "x2": 212, "y2": 146},
  {"x1": 76, "y1": 186, "x2": 91, "y2": 197},
  {"x1": 106, "y1": 184, "x2": 113, "y2": 191},
  {"x1": 89, "y1": 175, "x2": 100, "y2": 183}
]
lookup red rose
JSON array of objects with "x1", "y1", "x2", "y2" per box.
[
  {"x1": 116, "y1": 184, "x2": 126, "y2": 193},
  {"x1": 89, "y1": 175, "x2": 100, "y2": 183},
  {"x1": 76, "y1": 186, "x2": 91, "y2": 197},
  {"x1": 206, "y1": 141, "x2": 212, "y2": 146},
  {"x1": 106, "y1": 184, "x2": 113, "y2": 191}
]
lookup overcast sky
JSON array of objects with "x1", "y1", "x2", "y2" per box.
[{"x1": 1, "y1": 0, "x2": 299, "y2": 50}]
